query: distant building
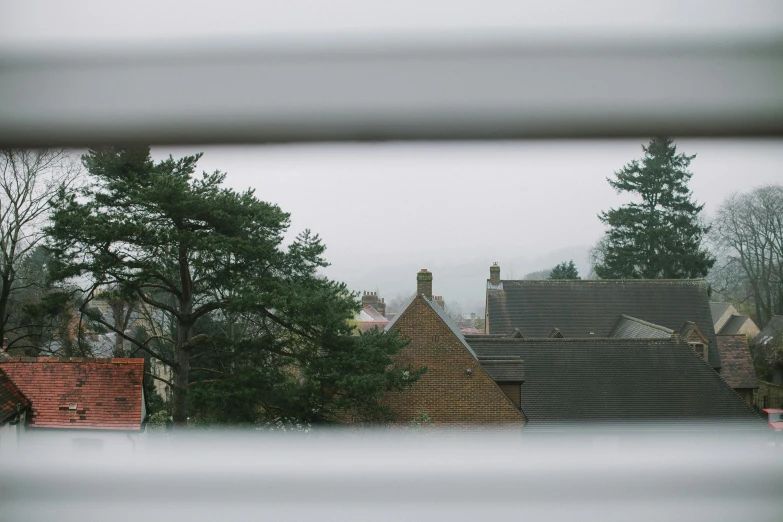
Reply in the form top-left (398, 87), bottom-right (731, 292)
top-left (355, 305), bottom-right (389, 332)
top-left (484, 264), bottom-right (722, 370)
top-left (710, 302), bottom-right (760, 338)
top-left (755, 315), bottom-right (783, 346)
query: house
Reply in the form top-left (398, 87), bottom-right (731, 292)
top-left (710, 302), bottom-right (760, 337)
top-left (0, 368), bottom-right (30, 453)
top-left (714, 334), bottom-right (758, 405)
top-left (383, 269), bottom-right (525, 428)
top-left (0, 357), bottom-right (146, 452)
top-left (464, 335), bottom-right (761, 431)
top-left (484, 264), bottom-right (721, 370)
top-left (353, 291), bottom-right (391, 332)
top-left (354, 306), bottom-right (389, 333)
top-left (755, 315), bottom-right (783, 346)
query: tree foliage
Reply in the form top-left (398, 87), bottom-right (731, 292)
top-left (748, 335), bottom-right (783, 383)
top-left (47, 147), bottom-right (420, 426)
top-left (523, 268), bottom-right (551, 280)
top-left (0, 149), bottom-right (81, 347)
top-left (594, 138), bottom-right (714, 279)
top-left (548, 260), bottom-right (580, 280)
top-left (710, 185), bottom-right (783, 325)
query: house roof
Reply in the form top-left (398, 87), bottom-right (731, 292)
top-left (357, 306), bottom-right (389, 324)
top-left (477, 356), bottom-right (525, 382)
top-left (610, 315), bottom-right (674, 339)
top-left (464, 336), bottom-right (758, 426)
top-left (486, 279), bottom-right (720, 369)
top-left (718, 315), bottom-right (756, 335)
top-left (0, 368), bottom-right (30, 424)
top-left (0, 357), bottom-right (144, 430)
top-left (715, 335), bottom-right (758, 390)
top-left (756, 315), bottom-right (783, 345)
top-left (460, 326), bottom-right (483, 335)
top-left (710, 302), bottom-right (734, 326)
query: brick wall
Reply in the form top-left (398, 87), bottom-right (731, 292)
top-left (384, 296), bottom-right (525, 428)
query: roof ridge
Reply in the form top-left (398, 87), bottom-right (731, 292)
top-left (498, 279), bottom-right (707, 284)
top-left (467, 337), bottom-right (679, 343)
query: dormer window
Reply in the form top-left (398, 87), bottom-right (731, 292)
top-left (690, 342), bottom-right (707, 361)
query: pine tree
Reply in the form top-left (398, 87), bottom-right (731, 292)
top-left (594, 138), bottom-right (714, 279)
top-left (548, 260), bottom-right (580, 280)
top-left (47, 147), bottom-right (421, 426)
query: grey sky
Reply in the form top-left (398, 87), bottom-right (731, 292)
top-left (154, 139), bottom-right (783, 313)
top-left (4, 1), bottom-right (780, 312)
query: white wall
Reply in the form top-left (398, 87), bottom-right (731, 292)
top-left (0, 411), bottom-right (25, 455)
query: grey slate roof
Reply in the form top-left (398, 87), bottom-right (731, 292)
top-left (719, 315), bottom-right (754, 335)
top-left (486, 279), bottom-right (720, 369)
top-left (477, 356), bottom-right (525, 382)
top-left (710, 302), bottom-right (734, 329)
top-left (610, 315), bottom-right (674, 339)
top-left (755, 315), bottom-right (783, 344)
top-left (464, 336), bottom-right (759, 427)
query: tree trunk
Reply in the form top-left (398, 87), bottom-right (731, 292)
top-left (0, 269), bottom-right (13, 345)
top-left (172, 242), bottom-right (194, 427)
top-left (172, 341), bottom-right (190, 427)
top-left (111, 301), bottom-right (125, 357)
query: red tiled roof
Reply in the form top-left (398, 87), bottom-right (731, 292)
top-left (716, 335), bottom-right (759, 390)
top-left (0, 368), bottom-right (31, 424)
top-left (0, 357), bottom-right (144, 431)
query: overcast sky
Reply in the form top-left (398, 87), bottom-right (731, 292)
top-left (3, 1), bottom-right (781, 313)
top-left (153, 139), bottom-right (783, 313)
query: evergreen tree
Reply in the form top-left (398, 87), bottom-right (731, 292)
top-left (47, 147), bottom-right (421, 426)
top-left (548, 260), bottom-right (580, 280)
top-left (594, 138), bottom-right (714, 279)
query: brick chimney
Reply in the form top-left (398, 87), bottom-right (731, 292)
top-left (417, 269), bottom-right (433, 299)
top-left (434, 296), bottom-right (445, 309)
top-left (490, 262), bottom-right (500, 285)
top-left (361, 291), bottom-right (379, 310)
top-left (376, 298), bottom-right (386, 317)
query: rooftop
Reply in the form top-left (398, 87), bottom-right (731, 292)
top-left (0, 368), bottom-right (30, 424)
top-left (465, 336), bottom-right (758, 426)
top-left (0, 357), bottom-right (144, 431)
top-left (486, 278), bottom-right (719, 368)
